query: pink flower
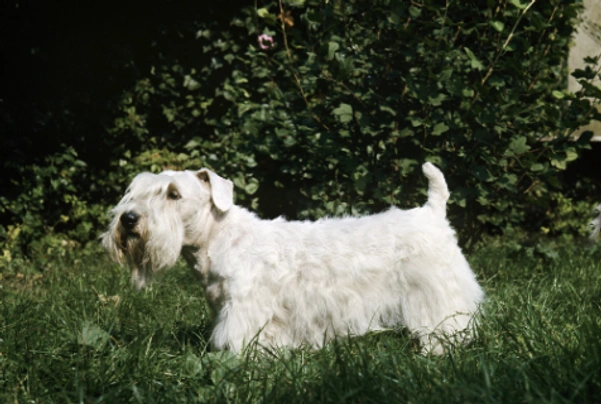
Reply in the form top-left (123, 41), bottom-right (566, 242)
top-left (258, 34), bottom-right (274, 50)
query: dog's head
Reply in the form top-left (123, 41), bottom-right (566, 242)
top-left (101, 168), bottom-right (233, 289)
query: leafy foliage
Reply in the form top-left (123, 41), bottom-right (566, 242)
top-left (0, 147), bottom-right (105, 266)
top-left (2, 0), bottom-right (601, 263)
top-left (107, 0), bottom-right (600, 244)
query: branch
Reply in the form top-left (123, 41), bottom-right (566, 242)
top-left (278, 0), bottom-right (329, 130)
top-left (481, 0), bottom-right (537, 85)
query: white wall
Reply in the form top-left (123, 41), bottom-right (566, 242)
top-left (569, 0), bottom-right (601, 141)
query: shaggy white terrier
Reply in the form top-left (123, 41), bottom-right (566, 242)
top-left (102, 163), bottom-right (484, 354)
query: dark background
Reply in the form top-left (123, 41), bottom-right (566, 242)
top-left (1, 0), bottom-right (247, 174)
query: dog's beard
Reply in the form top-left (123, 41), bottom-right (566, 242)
top-left (102, 210), bottom-right (184, 289)
top-left (123, 235), bottom-right (153, 290)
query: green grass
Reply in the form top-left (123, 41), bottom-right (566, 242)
top-left (1, 243), bottom-right (600, 403)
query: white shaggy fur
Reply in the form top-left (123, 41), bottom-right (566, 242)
top-left (102, 163), bottom-right (484, 354)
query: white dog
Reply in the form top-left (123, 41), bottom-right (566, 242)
top-left (102, 163), bottom-right (484, 354)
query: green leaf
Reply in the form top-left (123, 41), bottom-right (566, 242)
top-left (409, 117), bottom-right (423, 127)
top-left (506, 137), bottom-right (530, 156)
top-left (488, 76), bottom-right (505, 88)
top-left (572, 67), bottom-right (597, 80)
top-left (552, 90), bottom-right (565, 99)
top-left (379, 105), bottom-right (397, 116)
top-left (183, 75), bottom-right (201, 91)
top-left (257, 8), bottom-right (272, 18)
top-left (283, 0), bottom-right (305, 6)
top-left (237, 103), bottom-right (254, 117)
top-left (432, 122), bottom-right (449, 135)
top-left (244, 179), bottom-right (259, 195)
top-left (399, 128), bottom-right (414, 138)
top-left (566, 150), bottom-right (578, 162)
top-left (464, 47), bottom-right (476, 61)
top-left (333, 103), bottom-right (353, 123)
top-left (551, 149), bottom-right (579, 169)
top-left (428, 93), bottom-right (447, 106)
top-left (387, 12), bottom-right (401, 25)
top-left (490, 21), bottom-right (505, 32)
top-left (581, 81), bottom-right (601, 98)
top-left (498, 173), bottom-right (518, 191)
top-left (282, 136), bottom-right (297, 147)
top-left (464, 47), bottom-right (484, 70)
top-left (508, 0), bottom-right (527, 9)
top-left (472, 165), bottom-right (495, 182)
top-left (327, 42), bottom-right (340, 60)
top-left (551, 157), bottom-right (566, 170)
top-left (409, 5), bottom-right (421, 18)
top-left (257, 8), bottom-right (277, 25)
top-left (451, 187), bottom-right (473, 208)
top-left (530, 163), bottom-right (544, 172)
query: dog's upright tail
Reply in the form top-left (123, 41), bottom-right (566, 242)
top-left (422, 162), bottom-right (450, 218)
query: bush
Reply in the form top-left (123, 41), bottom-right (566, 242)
top-left (109, 0), bottom-right (599, 244)
top-left (2, 0), bottom-right (600, 264)
top-left (0, 147), bottom-right (107, 267)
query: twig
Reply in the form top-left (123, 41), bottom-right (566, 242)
top-left (481, 0), bottom-right (537, 85)
top-left (277, 0), bottom-right (329, 130)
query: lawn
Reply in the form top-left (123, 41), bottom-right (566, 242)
top-left (1, 242), bottom-right (600, 403)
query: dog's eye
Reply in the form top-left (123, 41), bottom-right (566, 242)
top-left (168, 190), bottom-right (181, 200)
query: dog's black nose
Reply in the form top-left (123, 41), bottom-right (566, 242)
top-left (120, 211), bottom-right (139, 230)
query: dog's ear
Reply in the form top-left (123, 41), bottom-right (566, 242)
top-left (196, 169), bottom-right (234, 212)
